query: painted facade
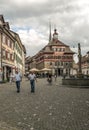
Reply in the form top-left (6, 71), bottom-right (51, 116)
top-left (0, 15), bottom-right (26, 81)
top-left (26, 29), bottom-right (75, 76)
top-left (81, 51), bottom-right (89, 75)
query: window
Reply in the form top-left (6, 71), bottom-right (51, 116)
top-left (8, 53), bottom-right (10, 59)
top-left (2, 35), bottom-right (5, 43)
top-left (63, 48), bottom-right (65, 51)
top-left (59, 48), bottom-right (61, 51)
top-left (2, 50), bottom-right (5, 56)
top-left (12, 42), bottom-right (14, 49)
top-left (65, 62), bottom-right (68, 66)
top-left (57, 48), bottom-right (59, 51)
top-left (61, 62), bottom-right (63, 66)
top-left (50, 62), bottom-right (52, 65)
top-left (53, 48), bottom-right (56, 51)
top-left (58, 62), bottom-right (60, 66)
top-left (66, 69), bottom-right (68, 74)
top-left (8, 39), bottom-right (10, 47)
top-left (55, 62), bottom-right (57, 66)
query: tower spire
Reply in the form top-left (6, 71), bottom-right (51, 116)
top-left (49, 21), bottom-right (52, 42)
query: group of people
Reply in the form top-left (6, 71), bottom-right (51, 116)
top-left (12, 70), bottom-right (37, 93)
top-left (11, 70), bottom-right (57, 93)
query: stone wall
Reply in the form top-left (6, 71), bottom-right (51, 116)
top-left (62, 78), bottom-right (89, 86)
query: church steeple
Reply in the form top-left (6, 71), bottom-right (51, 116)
top-left (49, 21), bottom-right (52, 42)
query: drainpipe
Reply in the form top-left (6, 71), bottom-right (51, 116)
top-left (0, 32), bottom-right (2, 82)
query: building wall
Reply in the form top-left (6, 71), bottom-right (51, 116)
top-left (81, 52), bottom-right (89, 75)
top-left (33, 48), bottom-right (74, 76)
top-left (82, 63), bottom-right (89, 75)
top-left (0, 33), bottom-right (2, 71)
top-left (0, 15), bottom-right (25, 81)
top-left (25, 29), bottom-right (74, 76)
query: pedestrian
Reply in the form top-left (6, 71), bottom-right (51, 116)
top-left (47, 73), bottom-right (52, 84)
top-left (9, 72), bottom-right (14, 83)
top-left (14, 70), bottom-right (22, 93)
top-left (54, 73), bottom-right (57, 81)
top-left (28, 71), bottom-right (37, 93)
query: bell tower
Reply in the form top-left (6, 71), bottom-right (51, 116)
top-left (53, 29), bottom-right (58, 40)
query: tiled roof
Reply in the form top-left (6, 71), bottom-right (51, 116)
top-left (48, 39), bottom-right (68, 47)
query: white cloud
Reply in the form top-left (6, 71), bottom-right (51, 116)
top-left (17, 29), bottom-right (47, 56)
top-left (12, 0), bottom-right (48, 4)
top-left (0, 0), bottom-right (89, 58)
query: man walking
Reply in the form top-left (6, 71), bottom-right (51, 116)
top-left (14, 70), bottom-right (22, 93)
top-left (28, 71), bottom-right (37, 93)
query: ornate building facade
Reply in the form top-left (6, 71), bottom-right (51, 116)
top-left (81, 51), bottom-right (89, 75)
top-left (0, 15), bottom-right (26, 81)
top-left (27, 28), bottom-right (75, 76)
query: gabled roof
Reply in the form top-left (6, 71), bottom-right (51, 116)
top-left (48, 39), bottom-right (69, 47)
top-left (0, 15), bottom-right (5, 23)
top-left (0, 15), bottom-right (10, 29)
top-left (4, 22), bottom-right (10, 29)
top-left (38, 45), bottom-right (53, 55)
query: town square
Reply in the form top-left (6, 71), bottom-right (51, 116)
top-left (0, 77), bottom-right (89, 130)
top-left (0, 0), bottom-right (89, 129)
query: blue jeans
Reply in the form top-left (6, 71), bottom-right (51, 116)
top-left (16, 81), bottom-right (20, 92)
top-left (30, 80), bottom-right (35, 92)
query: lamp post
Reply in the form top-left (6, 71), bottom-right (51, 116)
top-left (0, 31), bottom-right (2, 82)
top-left (57, 61), bottom-right (59, 76)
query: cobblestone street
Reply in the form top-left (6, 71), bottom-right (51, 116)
top-left (0, 77), bottom-right (89, 130)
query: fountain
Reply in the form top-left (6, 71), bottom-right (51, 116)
top-left (62, 43), bottom-right (89, 87)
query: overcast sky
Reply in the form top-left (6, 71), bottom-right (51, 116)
top-left (0, 0), bottom-right (89, 61)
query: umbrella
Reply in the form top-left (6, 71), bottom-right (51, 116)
top-left (41, 68), bottom-right (51, 72)
top-left (29, 68), bottom-right (39, 72)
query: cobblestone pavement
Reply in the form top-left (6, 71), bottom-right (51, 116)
top-left (0, 77), bottom-right (89, 130)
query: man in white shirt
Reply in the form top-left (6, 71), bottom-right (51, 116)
top-left (14, 70), bottom-right (22, 93)
top-left (28, 71), bottom-right (37, 93)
